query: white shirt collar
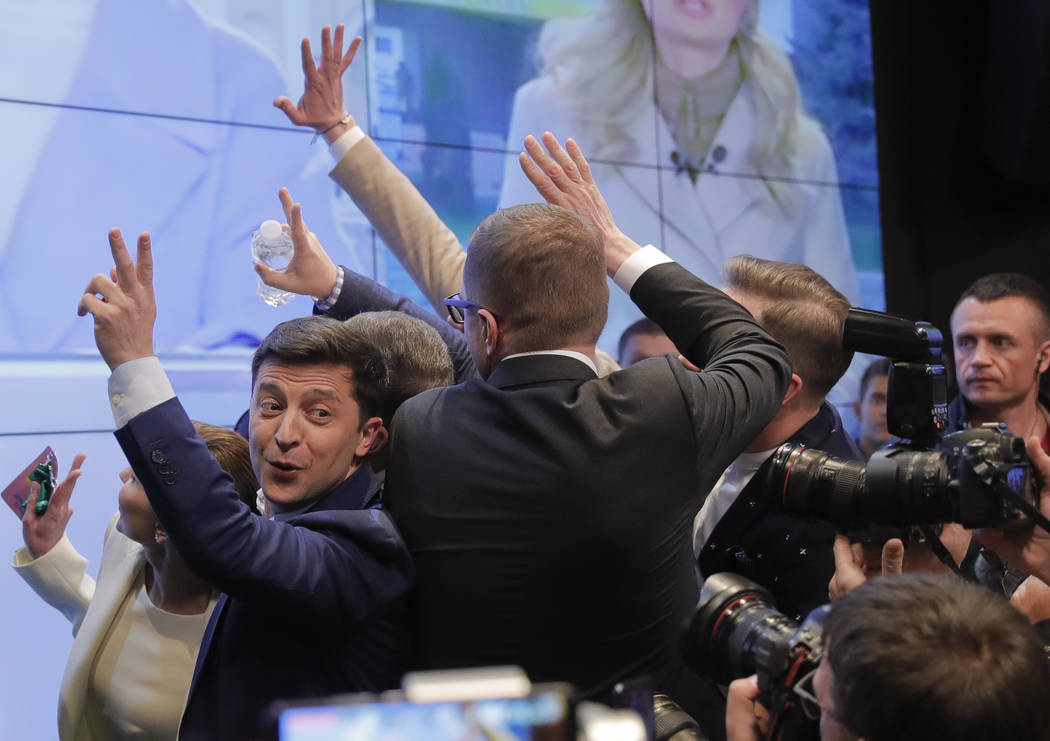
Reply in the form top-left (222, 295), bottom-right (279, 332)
top-left (502, 349), bottom-right (598, 375)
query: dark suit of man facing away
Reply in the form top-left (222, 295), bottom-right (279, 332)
top-left (384, 134), bottom-right (792, 711)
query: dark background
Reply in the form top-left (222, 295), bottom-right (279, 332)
top-left (871, 0), bottom-right (1050, 348)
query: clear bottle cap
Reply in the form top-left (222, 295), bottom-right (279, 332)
top-left (259, 219), bottom-right (283, 241)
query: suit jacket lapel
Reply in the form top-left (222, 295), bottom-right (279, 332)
top-left (607, 88), bottom-right (764, 280)
top-left (688, 86), bottom-right (763, 235)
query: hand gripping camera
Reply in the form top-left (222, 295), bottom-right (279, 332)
top-left (765, 308), bottom-right (1045, 531)
top-left (683, 573), bottom-right (828, 741)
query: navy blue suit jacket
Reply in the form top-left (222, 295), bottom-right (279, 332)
top-left (115, 398), bottom-right (413, 740)
top-left (698, 402), bottom-right (862, 620)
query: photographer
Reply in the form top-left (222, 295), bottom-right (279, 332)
top-left (726, 574), bottom-right (1050, 741)
top-left (829, 435), bottom-right (1050, 624)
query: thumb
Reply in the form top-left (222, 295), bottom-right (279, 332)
top-left (21, 481), bottom-right (41, 524)
top-left (881, 538), bottom-right (905, 576)
top-left (254, 261), bottom-right (291, 290)
top-left (833, 534), bottom-right (862, 575)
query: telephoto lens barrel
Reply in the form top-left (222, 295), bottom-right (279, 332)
top-left (766, 445), bottom-right (867, 526)
top-left (766, 443), bottom-right (955, 528)
top-left (682, 573), bottom-right (798, 685)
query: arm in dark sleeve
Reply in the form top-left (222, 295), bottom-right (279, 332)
top-left (314, 266), bottom-right (477, 383)
top-left (115, 398), bottom-right (412, 623)
top-left (630, 261), bottom-right (793, 482)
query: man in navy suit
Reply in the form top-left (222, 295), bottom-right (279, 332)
top-left (77, 225), bottom-right (414, 740)
top-left (691, 257), bottom-right (862, 621)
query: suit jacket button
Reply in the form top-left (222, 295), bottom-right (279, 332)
top-left (163, 476), bottom-right (177, 486)
top-left (151, 450), bottom-right (167, 464)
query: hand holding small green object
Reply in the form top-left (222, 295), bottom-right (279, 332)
top-left (28, 460), bottom-right (57, 515)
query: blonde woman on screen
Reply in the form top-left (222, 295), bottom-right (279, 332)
top-left (499, 0), bottom-right (860, 348)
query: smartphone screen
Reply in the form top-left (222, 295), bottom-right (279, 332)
top-left (279, 690), bottom-right (572, 741)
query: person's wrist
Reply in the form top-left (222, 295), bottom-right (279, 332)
top-left (604, 231), bottom-right (640, 276)
top-left (318, 262), bottom-right (339, 298)
top-left (106, 349), bottom-right (154, 372)
top-left (318, 113), bottom-right (355, 144)
top-left (321, 117), bottom-right (354, 144)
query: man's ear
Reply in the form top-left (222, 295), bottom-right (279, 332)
top-left (781, 373), bottom-right (805, 408)
top-left (1037, 339), bottom-right (1050, 375)
top-left (368, 424), bottom-right (390, 456)
top-left (354, 417), bottom-right (386, 459)
top-left (479, 309), bottom-right (501, 354)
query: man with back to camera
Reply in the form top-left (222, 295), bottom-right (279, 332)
top-left (724, 572), bottom-right (1050, 741)
top-left (692, 257), bottom-right (863, 621)
top-left (382, 131), bottom-right (792, 721)
top-left (852, 357), bottom-right (891, 459)
top-left (75, 224), bottom-right (421, 740)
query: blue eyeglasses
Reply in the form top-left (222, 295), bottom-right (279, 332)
top-left (443, 293), bottom-right (495, 325)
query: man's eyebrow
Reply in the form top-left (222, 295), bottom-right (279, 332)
top-left (255, 381), bottom-right (284, 396)
top-left (300, 387), bottom-right (343, 401)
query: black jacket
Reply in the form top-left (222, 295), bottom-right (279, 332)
top-left (698, 402), bottom-right (863, 620)
top-left (384, 262), bottom-right (792, 710)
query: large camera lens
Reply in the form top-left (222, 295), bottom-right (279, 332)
top-left (766, 443), bottom-right (954, 527)
top-left (682, 573), bottom-right (798, 684)
top-left (766, 445), bottom-right (866, 526)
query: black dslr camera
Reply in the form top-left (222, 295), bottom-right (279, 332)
top-left (765, 308), bottom-right (1041, 530)
top-left (683, 572), bottom-right (827, 741)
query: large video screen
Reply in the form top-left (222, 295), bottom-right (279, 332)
top-left (0, 0), bottom-right (881, 357)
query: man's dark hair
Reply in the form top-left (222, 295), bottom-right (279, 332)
top-left (464, 203), bottom-right (608, 352)
top-left (617, 318), bottom-right (665, 364)
top-left (955, 273), bottom-right (1050, 341)
top-left (192, 421), bottom-right (260, 513)
top-left (823, 574), bottom-right (1050, 741)
top-left (724, 255), bottom-right (852, 403)
top-left (858, 357), bottom-right (891, 402)
top-left (342, 311), bottom-right (454, 425)
top-left (251, 316), bottom-right (388, 426)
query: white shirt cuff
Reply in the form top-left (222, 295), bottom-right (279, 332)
top-left (108, 356), bottom-right (176, 429)
top-left (612, 244), bottom-right (674, 294)
top-left (328, 125), bottom-right (367, 164)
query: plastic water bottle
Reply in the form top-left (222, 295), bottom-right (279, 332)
top-left (251, 219), bottom-right (294, 307)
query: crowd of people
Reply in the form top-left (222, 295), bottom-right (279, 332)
top-left (11, 22), bottom-right (1050, 741)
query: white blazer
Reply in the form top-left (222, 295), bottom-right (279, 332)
top-left (13, 515), bottom-right (145, 741)
top-left (499, 75), bottom-right (860, 351)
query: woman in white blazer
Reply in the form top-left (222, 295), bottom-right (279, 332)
top-left (12, 422), bottom-right (258, 741)
top-left (499, 0), bottom-right (860, 351)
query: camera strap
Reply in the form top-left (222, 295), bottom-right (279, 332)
top-left (918, 524), bottom-right (965, 578)
top-left (993, 480), bottom-right (1050, 535)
